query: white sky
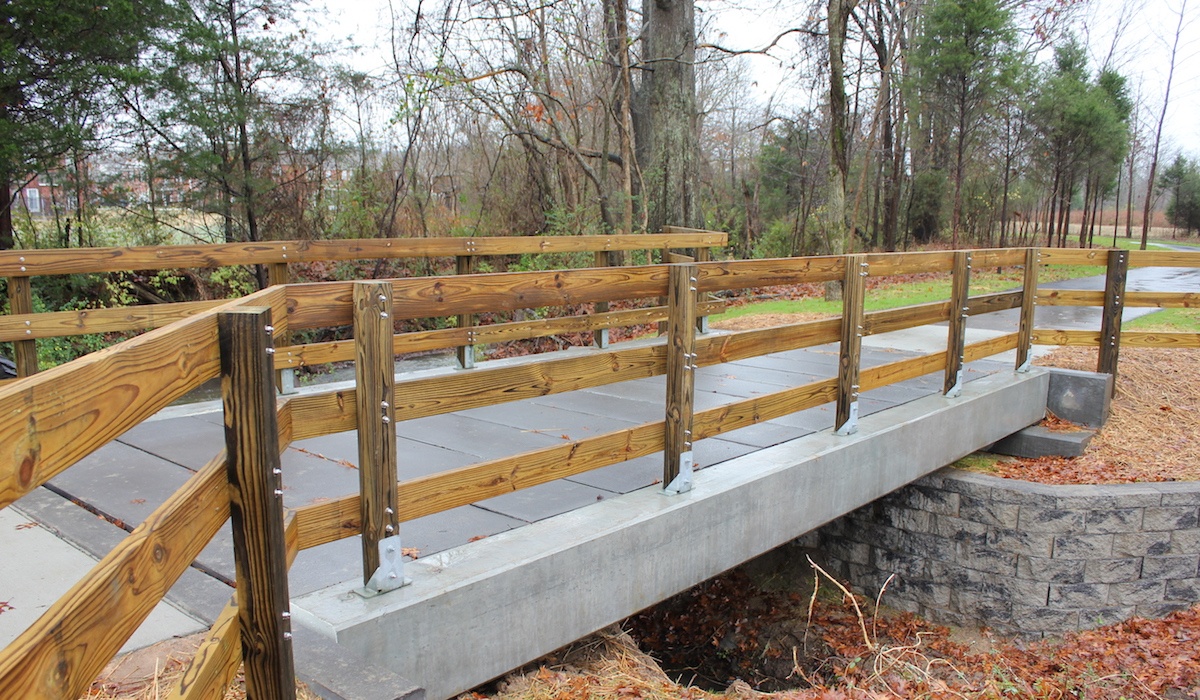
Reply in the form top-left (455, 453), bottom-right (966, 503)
top-left (310, 0), bottom-right (1199, 156)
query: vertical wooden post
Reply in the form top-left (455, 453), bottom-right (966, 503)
top-left (945, 251), bottom-right (972, 397)
top-left (456, 255), bottom-right (476, 369)
top-left (663, 262), bottom-right (698, 494)
top-left (1098, 249), bottom-right (1128, 390)
top-left (1015, 248), bottom-right (1039, 372)
top-left (267, 262), bottom-right (295, 394)
top-left (593, 250), bottom-right (610, 349)
top-left (835, 255), bottom-right (867, 435)
top-left (353, 282), bottom-right (400, 589)
top-left (9, 275), bottom-right (37, 377)
top-left (218, 307), bottom-right (296, 700)
top-left (694, 247), bottom-right (711, 335)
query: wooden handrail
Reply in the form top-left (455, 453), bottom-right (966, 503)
top-left (4, 246), bottom-right (1199, 700)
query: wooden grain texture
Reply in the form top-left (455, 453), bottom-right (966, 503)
top-left (694, 318), bottom-right (843, 366)
top-left (965, 291), bottom-right (1023, 315)
top-left (694, 256), bottom-right (844, 293)
top-left (970, 248), bottom-right (1028, 268)
top-left (167, 597), bottom-right (240, 700)
top-left (836, 255), bottom-right (867, 432)
top-left (1127, 250), bottom-right (1200, 268)
top-left (0, 287), bottom-right (284, 511)
top-left (0, 299), bottom-right (228, 342)
top-left (664, 264), bottom-right (698, 488)
top-left (862, 302), bottom-right (949, 336)
top-left (285, 344), bottom-right (670, 441)
top-left (353, 283), bottom-right (398, 585)
top-left (0, 233), bottom-right (727, 277)
top-left (1044, 289), bottom-right (1200, 308)
top-left (944, 252), bottom-right (971, 395)
top-left (1032, 330), bottom-right (1100, 346)
top-left (285, 266), bottom-right (671, 330)
top-left (218, 308), bottom-right (296, 700)
top-left (1016, 249), bottom-right (1039, 370)
top-left (863, 251), bottom-right (954, 276)
top-left (455, 255), bottom-right (477, 369)
top-left (1098, 250), bottom-right (1128, 380)
top-left (0, 455), bottom-right (229, 699)
top-left (1121, 332), bottom-right (1200, 348)
top-left (8, 276), bottom-right (38, 376)
top-left (1037, 248), bottom-right (1109, 266)
top-left (1035, 289), bottom-right (1105, 306)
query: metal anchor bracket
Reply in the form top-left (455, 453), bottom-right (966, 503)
top-left (357, 535), bottom-right (412, 598)
top-left (663, 451), bottom-right (694, 496)
top-left (835, 400), bottom-right (859, 436)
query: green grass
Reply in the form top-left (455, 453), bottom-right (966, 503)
top-left (709, 264), bottom-right (1105, 324)
top-left (1125, 308), bottom-right (1200, 334)
top-left (951, 452), bottom-right (1006, 474)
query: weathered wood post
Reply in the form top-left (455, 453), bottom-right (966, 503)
top-left (593, 250), bottom-right (611, 349)
top-left (663, 261), bottom-right (698, 494)
top-left (267, 261), bottom-right (296, 394)
top-left (1098, 249), bottom-right (1129, 392)
top-left (1015, 248), bottom-right (1039, 372)
top-left (353, 282), bottom-right (405, 593)
top-left (8, 274), bottom-right (37, 377)
top-left (456, 253), bottom-right (477, 369)
top-left (835, 255), bottom-right (867, 435)
top-left (694, 246), bottom-right (711, 334)
top-left (218, 306), bottom-right (296, 700)
top-left (944, 251), bottom-right (971, 397)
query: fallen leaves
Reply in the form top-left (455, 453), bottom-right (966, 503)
top-left (0, 601), bottom-right (13, 615)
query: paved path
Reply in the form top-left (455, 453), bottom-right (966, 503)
top-left (5, 263), bottom-right (1191, 653)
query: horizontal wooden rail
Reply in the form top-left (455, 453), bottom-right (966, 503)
top-left (274, 300), bottom-right (727, 369)
top-left (1035, 329), bottom-right (1200, 349)
top-left (0, 455), bottom-right (230, 699)
top-left (0, 287), bottom-right (284, 510)
top-left (0, 299), bottom-right (227, 342)
top-left (0, 233), bottom-right (727, 277)
top-left (1037, 290), bottom-right (1200, 308)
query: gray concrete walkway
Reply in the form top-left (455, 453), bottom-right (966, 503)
top-left (4, 263), bottom-right (1184, 655)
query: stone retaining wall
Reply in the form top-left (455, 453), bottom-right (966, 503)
top-left (804, 468), bottom-right (1200, 638)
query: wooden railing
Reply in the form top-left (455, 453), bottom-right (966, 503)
top-left (0, 228), bottom-right (727, 379)
top-left (1, 247), bottom-right (1197, 699)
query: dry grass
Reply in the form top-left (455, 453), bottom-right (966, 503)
top-left (1004, 345), bottom-right (1200, 483)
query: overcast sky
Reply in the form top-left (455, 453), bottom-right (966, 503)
top-left (311, 0), bottom-right (1199, 156)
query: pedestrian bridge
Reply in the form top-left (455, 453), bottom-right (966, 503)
top-left (2, 244), bottom-right (1196, 700)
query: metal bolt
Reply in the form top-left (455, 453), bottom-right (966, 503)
top-left (381, 400), bottom-right (390, 409)
top-left (389, 572), bottom-right (398, 579)
top-left (25, 330), bottom-right (31, 335)
top-left (273, 468), bottom-right (282, 476)
top-left (19, 266), bottom-right (25, 272)
top-left (281, 611), bottom-right (291, 619)
top-left (386, 546), bottom-right (396, 554)
top-left (385, 507), bottom-right (394, 515)
top-left (690, 276), bottom-right (697, 283)
top-left (18, 256), bottom-right (25, 262)
top-left (24, 320), bottom-right (29, 326)
top-left (382, 415), bottom-right (391, 424)
top-left (274, 489), bottom-right (283, 496)
top-left (381, 312), bottom-right (389, 318)
top-left (266, 347), bottom-right (276, 355)
top-left (283, 632), bottom-right (292, 641)
top-left (385, 524), bottom-right (395, 533)
top-left (378, 294), bottom-right (387, 303)
top-left (264, 325), bottom-right (274, 333)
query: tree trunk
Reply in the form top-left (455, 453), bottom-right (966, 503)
top-left (826, 0), bottom-right (857, 256)
top-left (633, 0), bottom-right (700, 233)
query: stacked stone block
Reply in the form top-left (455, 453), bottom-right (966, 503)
top-left (809, 467), bottom-right (1200, 637)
